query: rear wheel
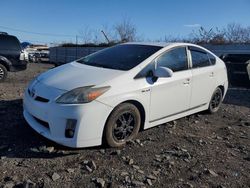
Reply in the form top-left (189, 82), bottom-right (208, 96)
top-left (104, 103), bottom-right (141, 147)
top-left (208, 87), bottom-right (223, 113)
top-left (0, 64), bottom-right (7, 82)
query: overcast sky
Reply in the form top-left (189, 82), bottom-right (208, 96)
top-left (1, 0), bottom-right (250, 44)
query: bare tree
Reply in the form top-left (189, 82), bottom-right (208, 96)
top-left (164, 35), bottom-right (191, 43)
top-left (92, 29), bottom-right (104, 44)
top-left (114, 18), bottom-right (137, 42)
top-left (190, 26), bottom-right (227, 44)
top-left (209, 27), bottom-right (226, 44)
top-left (190, 27), bottom-right (215, 43)
top-left (224, 23), bottom-right (250, 43)
top-left (75, 22), bottom-right (250, 45)
top-left (80, 26), bottom-right (93, 44)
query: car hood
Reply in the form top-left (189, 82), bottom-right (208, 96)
top-left (37, 61), bottom-right (124, 91)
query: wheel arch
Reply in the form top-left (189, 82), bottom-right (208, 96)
top-left (218, 85), bottom-right (225, 96)
top-left (101, 99), bottom-right (146, 145)
top-left (120, 100), bottom-right (146, 131)
top-left (0, 56), bottom-right (11, 71)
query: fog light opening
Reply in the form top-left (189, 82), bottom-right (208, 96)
top-left (65, 119), bottom-right (77, 138)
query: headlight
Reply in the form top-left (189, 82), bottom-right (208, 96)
top-left (56, 86), bottom-right (110, 104)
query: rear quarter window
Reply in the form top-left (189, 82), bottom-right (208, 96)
top-left (208, 53), bottom-right (216, 65)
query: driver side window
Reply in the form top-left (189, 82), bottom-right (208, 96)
top-left (156, 47), bottom-right (188, 72)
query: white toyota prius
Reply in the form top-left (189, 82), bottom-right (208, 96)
top-left (23, 42), bottom-right (228, 148)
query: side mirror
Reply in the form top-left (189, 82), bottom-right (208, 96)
top-left (154, 66), bottom-right (173, 78)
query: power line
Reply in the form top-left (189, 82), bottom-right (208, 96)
top-left (19, 38), bottom-right (52, 44)
top-left (0, 25), bottom-right (76, 37)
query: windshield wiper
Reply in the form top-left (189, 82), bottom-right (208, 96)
top-left (90, 62), bottom-right (112, 69)
top-left (79, 61), bottom-right (111, 69)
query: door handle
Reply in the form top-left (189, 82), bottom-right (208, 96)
top-left (209, 72), bottom-right (214, 77)
top-left (183, 78), bottom-right (190, 85)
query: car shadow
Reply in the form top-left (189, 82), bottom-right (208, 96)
top-left (0, 99), bottom-right (84, 159)
top-left (1, 88), bottom-right (249, 159)
top-left (223, 87), bottom-right (250, 108)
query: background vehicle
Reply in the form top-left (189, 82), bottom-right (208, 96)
top-left (29, 51), bottom-right (49, 63)
top-left (0, 32), bottom-right (27, 82)
top-left (23, 43), bottom-right (228, 148)
top-left (220, 53), bottom-right (250, 87)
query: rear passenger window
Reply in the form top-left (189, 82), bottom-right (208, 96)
top-left (156, 47), bottom-right (188, 72)
top-left (190, 47), bottom-right (211, 68)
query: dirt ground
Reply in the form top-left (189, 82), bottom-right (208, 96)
top-left (0, 63), bottom-right (249, 188)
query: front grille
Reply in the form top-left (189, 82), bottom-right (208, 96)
top-left (33, 116), bottom-right (50, 129)
top-left (28, 89), bottom-right (49, 103)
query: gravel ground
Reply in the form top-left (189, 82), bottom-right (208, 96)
top-left (0, 63), bottom-right (250, 188)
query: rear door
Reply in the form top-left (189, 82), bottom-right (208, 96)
top-left (188, 46), bottom-right (216, 108)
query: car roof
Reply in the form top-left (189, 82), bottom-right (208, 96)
top-left (121, 42), bottom-right (218, 58)
top-left (123, 42), bottom-right (198, 47)
top-left (0, 34), bottom-right (20, 42)
top-left (123, 42), bottom-right (170, 47)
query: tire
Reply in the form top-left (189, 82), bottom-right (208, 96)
top-left (0, 64), bottom-right (7, 82)
top-left (104, 103), bottom-right (141, 147)
top-left (247, 60), bottom-right (250, 81)
top-left (208, 87), bottom-right (223, 114)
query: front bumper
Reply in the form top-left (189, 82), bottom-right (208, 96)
top-left (23, 84), bottom-right (113, 148)
top-left (10, 60), bottom-right (27, 72)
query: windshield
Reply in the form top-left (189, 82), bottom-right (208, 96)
top-left (76, 44), bottom-right (162, 71)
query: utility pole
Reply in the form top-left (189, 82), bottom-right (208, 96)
top-left (101, 30), bottom-right (110, 43)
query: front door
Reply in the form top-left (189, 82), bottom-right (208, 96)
top-left (149, 47), bottom-right (192, 122)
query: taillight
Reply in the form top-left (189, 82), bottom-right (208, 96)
top-left (19, 51), bottom-right (25, 61)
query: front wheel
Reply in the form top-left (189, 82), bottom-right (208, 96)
top-left (208, 87), bottom-right (223, 113)
top-left (0, 64), bottom-right (7, 82)
top-left (104, 103), bottom-right (141, 147)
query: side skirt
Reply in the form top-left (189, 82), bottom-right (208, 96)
top-left (144, 103), bottom-right (208, 129)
